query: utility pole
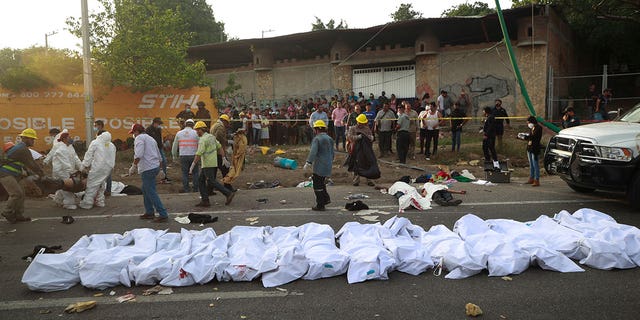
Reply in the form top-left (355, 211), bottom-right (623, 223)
top-left (261, 29), bottom-right (274, 38)
top-left (81, 0), bottom-right (95, 147)
top-left (44, 31), bottom-right (58, 55)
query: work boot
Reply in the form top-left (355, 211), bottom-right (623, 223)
top-left (525, 177), bottom-right (534, 184)
top-left (15, 216), bottom-right (31, 222)
top-left (225, 191), bottom-right (236, 205)
top-left (2, 213), bottom-right (17, 224)
top-left (195, 200), bottom-right (211, 207)
top-left (311, 205), bottom-right (326, 211)
top-left (139, 214), bottom-right (154, 219)
top-left (152, 216), bottom-right (168, 223)
top-left (532, 179), bottom-right (540, 187)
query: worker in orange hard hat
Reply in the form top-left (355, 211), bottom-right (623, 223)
top-left (0, 129), bottom-right (45, 224)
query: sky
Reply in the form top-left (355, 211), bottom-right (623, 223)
top-left (0, 0), bottom-right (513, 51)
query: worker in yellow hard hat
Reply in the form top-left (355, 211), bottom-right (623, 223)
top-left (303, 119), bottom-right (334, 211)
top-left (0, 128), bottom-right (45, 224)
top-left (191, 120), bottom-right (235, 208)
top-left (210, 113), bottom-right (234, 191)
top-left (346, 113), bottom-right (377, 186)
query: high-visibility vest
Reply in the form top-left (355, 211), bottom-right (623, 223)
top-left (0, 143), bottom-right (26, 176)
top-left (176, 128), bottom-right (199, 156)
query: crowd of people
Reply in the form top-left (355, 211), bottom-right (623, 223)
top-left (1, 90), bottom-right (551, 220)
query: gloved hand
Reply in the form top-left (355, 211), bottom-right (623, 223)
top-left (128, 164), bottom-right (137, 176)
top-left (222, 157), bottom-right (231, 168)
top-left (189, 161), bottom-right (196, 175)
top-left (355, 134), bottom-right (363, 140)
top-left (303, 162), bottom-right (311, 171)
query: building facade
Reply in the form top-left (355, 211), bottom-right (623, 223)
top-left (189, 5), bottom-right (574, 119)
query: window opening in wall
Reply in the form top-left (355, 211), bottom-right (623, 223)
top-left (420, 44), bottom-right (425, 52)
top-left (527, 26), bottom-right (533, 37)
top-left (256, 57), bottom-right (260, 65)
top-left (335, 53), bottom-right (340, 60)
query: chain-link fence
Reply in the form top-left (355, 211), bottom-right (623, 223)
top-left (549, 65), bottom-right (640, 124)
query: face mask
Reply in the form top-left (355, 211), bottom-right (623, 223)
top-left (528, 123), bottom-right (534, 129)
top-left (93, 126), bottom-right (98, 131)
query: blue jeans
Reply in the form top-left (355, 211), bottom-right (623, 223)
top-left (105, 174), bottom-right (112, 194)
top-left (528, 151), bottom-right (540, 180)
top-left (252, 128), bottom-right (261, 145)
top-left (180, 155), bottom-right (199, 192)
top-left (451, 129), bottom-right (462, 151)
top-left (334, 126), bottom-right (346, 149)
top-left (159, 149), bottom-right (168, 178)
top-left (141, 167), bottom-right (167, 217)
top-left (199, 167), bottom-right (232, 202)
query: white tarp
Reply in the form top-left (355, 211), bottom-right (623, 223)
top-left (261, 226), bottom-right (309, 287)
top-left (381, 216), bottom-right (433, 275)
top-left (419, 224), bottom-right (486, 279)
top-left (298, 222), bottom-right (349, 280)
top-left (388, 181), bottom-right (432, 211)
top-left (21, 209), bottom-right (640, 292)
top-left (336, 222), bottom-right (396, 284)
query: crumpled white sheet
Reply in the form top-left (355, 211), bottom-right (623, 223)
top-left (21, 209), bottom-right (640, 292)
top-left (336, 222), bottom-right (396, 284)
top-left (554, 208), bottom-right (638, 269)
top-left (225, 226), bottom-right (279, 282)
top-left (419, 224), bottom-right (486, 279)
top-left (261, 226), bottom-right (309, 287)
top-left (486, 218), bottom-right (584, 273)
top-left (388, 181), bottom-right (432, 211)
top-left (381, 216), bottom-right (434, 275)
top-left (299, 222), bottom-right (349, 280)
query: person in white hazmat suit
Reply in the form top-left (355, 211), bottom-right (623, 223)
top-left (43, 131), bottom-right (82, 209)
top-left (79, 131), bottom-right (116, 209)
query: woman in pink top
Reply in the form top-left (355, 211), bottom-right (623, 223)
top-left (331, 102), bottom-right (348, 151)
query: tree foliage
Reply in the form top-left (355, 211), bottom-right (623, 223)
top-left (441, 1), bottom-right (495, 17)
top-left (66, 0), bottom-right (211, 92)
top-left (512, 0), bottom-right (640, 66)
top-left (154, 0), bottom-right (228, 45)
top-left (0, 47), bottom-right (83, 92)
top-left (311, 17), bottom-right (349, 31)
top-left (391, 3), bottom-right (423, 21)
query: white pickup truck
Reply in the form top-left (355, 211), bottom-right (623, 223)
top-left (543, 103), bottom-right (640, 209)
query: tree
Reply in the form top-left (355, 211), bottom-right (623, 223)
top-left (154, 0), bottom-right (228, 45)
top-left (441, 1), bottom-right (495, 17)
top-left (0, 47), bottom-right (83, 91)
top-left (391, 3), bottom-right (423, 21)
top-left (66, 0), bottom-right (209, 92)
top-left (311, 17), bottom-right (349, 31)
top-left (511, 0), bottom-right (640, 65)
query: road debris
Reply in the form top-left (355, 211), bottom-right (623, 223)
top-left (116, 293), bottom-right (136, 303)
top-left (465, 303), bottom-right (483, 317)
top-left (64, 300), bottom-right (96, 313)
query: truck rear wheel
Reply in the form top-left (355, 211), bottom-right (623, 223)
top-left (627, 172), bottom-right (640, 210)
top-left (566, 182), bottom-right (595, 193)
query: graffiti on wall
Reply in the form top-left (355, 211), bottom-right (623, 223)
top-left (442, 75), bottom-right (515, 119)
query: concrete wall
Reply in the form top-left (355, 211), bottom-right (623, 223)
top-left (436, 45), bottom-right (518, 119)
top-left (273, 63), bottom-right (333, 101)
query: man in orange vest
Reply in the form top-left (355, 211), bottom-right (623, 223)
top-left (172, 119), bottom-right (200, 193)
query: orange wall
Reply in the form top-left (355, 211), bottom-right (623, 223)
top-left (0, 85), bottom-right (216, 150)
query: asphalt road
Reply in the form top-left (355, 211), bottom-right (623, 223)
top-left (1, 175), bottom-right (639, 319)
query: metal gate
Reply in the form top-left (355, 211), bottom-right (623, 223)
top-left (352, 65), bottom-right (415, 99)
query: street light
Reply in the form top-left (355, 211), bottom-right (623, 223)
top-left (261, 29), bottom-right (274, 38)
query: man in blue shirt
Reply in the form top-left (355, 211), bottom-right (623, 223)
top-left (362, 102), bottom-right (376, 131)
top-left (304, 120), bottom-right (334, 211)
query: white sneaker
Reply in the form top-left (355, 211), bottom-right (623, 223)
top-left (63, 204), bottom-right (77, 210)
top-left (95, 202), bottom-right (105, 208)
